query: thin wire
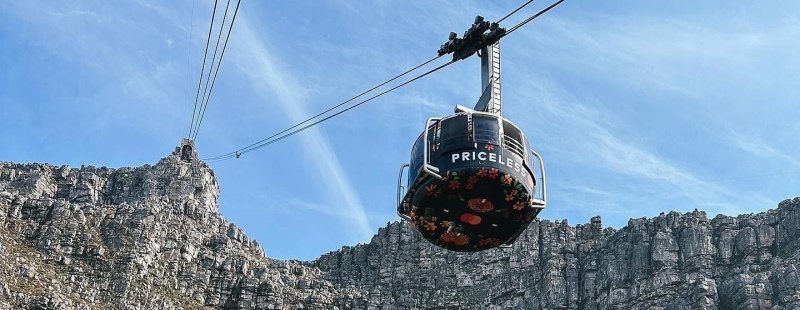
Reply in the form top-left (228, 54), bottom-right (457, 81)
top-left (189, 0), bottom-right (219, 137)
top-left (204, 54), bottom-right (443, 161)
top-left (192, 0), bottom-right (232, 139)
top-left (192, 0), bottom-right (242, 141)
top-left (184, 0), bottom-right (196, 137)
top-left (505, 0), bottom-right (565, 36)
top-left (204, 60), bottom-right (456, 161)
top-left (203, 0), bottom-right (567, 161)
top-left (497, 0), bottom-right (535, 23)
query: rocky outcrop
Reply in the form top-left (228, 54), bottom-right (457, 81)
top-left (1, 150), bottom-right (799, 309)
top-left (0, 153), bottom-right (347, 309)
top-left (317, 199), bottom-right (800, 310)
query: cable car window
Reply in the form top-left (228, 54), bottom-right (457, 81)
top-left (439, 115), bottom-right (469, 150)
top-left (409, 133), bottom-right (425, 184)
top-left (473, 114), bottom-right (500, 144)
top-left (502, 121), bottom-right (524, 157)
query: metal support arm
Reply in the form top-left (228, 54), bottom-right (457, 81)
top-left (423, 117), bottom-right (444, 180)
top-left (396, 163), bottom-right (412, 222)
top-left (474, 42), bottom-right (502, 115)
top-left (529, 148), bottom-right (547, 206)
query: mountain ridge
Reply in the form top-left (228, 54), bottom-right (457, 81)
top-left (1, 153), bottom-right (798, 309)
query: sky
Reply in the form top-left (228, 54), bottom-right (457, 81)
top-left (1, 0), bottom-right (799, 260)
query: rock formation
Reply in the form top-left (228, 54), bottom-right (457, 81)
top-left (1, 150), bottom-right (798, 309)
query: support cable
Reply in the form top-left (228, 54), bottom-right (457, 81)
top-left (203, 0), bottom-right (566, 161)
top-left (505, 0), bottom-right (565, 36)
top-left (192, 0), bottom-right (242, 140)
top-left (184, 0), bottom-right (196, 136)
top-left (205, 60), bottom-right (456, 161)
top-left (204, 54), bottom-right (443, 161)
top-left (497, 0), bottom-right (535, 23)
top-left (189, 0), bottom-right (219, 137)
top-left (192, 0), bottom-right (233, 139)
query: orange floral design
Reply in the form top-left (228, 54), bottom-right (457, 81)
top-left (424, 183), bottom-right (441, 197)
top-left (487, 168), bottom-right (499, 179)
top-left (440, 231), bottom-right (470, 246)
top-left (513, 201), bottom-right (525, 210)
top-left (467, 198), bottom-right (494, 213)
top-left (424, 221), bottom-right (437, 232)
top-left (505, 190), bottom-right (519, 203)
top-left (501, 174), bottom-right (513, 185)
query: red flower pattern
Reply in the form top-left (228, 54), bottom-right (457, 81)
top-left (448, 180), bottom-right (461, 190)
top-left (425, 184), bottom-right (438, 193)
top-left (484, 144), bottom-right (494, 151)
top-left (407, 165), bottom-right (540, 250)
top-left (465, 176), bottom-right (478, 190)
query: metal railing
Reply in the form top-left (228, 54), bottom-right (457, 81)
top-left (503, 135), bottom-right (525, 157)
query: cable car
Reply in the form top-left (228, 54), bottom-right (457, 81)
top-left (397, 17), bottom-right (546, 252)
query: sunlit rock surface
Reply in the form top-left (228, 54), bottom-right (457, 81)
top-left (1, 153), bottom-right (798, 309)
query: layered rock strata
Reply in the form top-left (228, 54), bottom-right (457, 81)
top-left (1, 152), bottom-right (798, 309)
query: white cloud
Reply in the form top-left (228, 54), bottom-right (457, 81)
top-left (230, 18), bottom-right (372, 239)
top-left (731, 132), bottom-right (800, 170)
top-left (514, 14), bottom-right (800, 99)
top-left (515, 75), bottom-right (748, 215)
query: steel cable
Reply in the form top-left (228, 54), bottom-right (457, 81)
top-left (189, 0), bottom-right (219, 137)
top-left (203, 0), bottom-right (566, 161)
top-left (191, 0), bottom-right (241, 140)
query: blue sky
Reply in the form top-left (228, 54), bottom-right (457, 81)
top-left (1, 0), bottom-right (798, 260)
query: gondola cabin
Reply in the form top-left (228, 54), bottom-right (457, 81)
top-left (397, 17), bottom-right (546, 252)
top-left (397, 106), bottom-right (546, 251)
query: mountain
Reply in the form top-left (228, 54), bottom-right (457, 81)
top-left (1, 149), bottom-right (798, 309)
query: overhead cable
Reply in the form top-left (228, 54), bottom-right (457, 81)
top-left (205, 60), bottom-right (456, 162)
top-left (204, 54), bottom-right (444, 161)
top-left (204, 0), bottom-right (566, 161)
top-left (497, 0), bottom-right (535, 23)
top-left (189, 0), bottom-right (219, 137)
top-left (191, 0), bottom-right (243, 140)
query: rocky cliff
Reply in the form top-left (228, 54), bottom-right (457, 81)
top-left (1, 151), bottom-right (799, 309)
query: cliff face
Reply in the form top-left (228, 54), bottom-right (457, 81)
top-left (0, 154), bottom-right (345, 309)
top-left (0, 153), bottom-right (799, 309)
top-left (317, 200), bottom-right (800, 309)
